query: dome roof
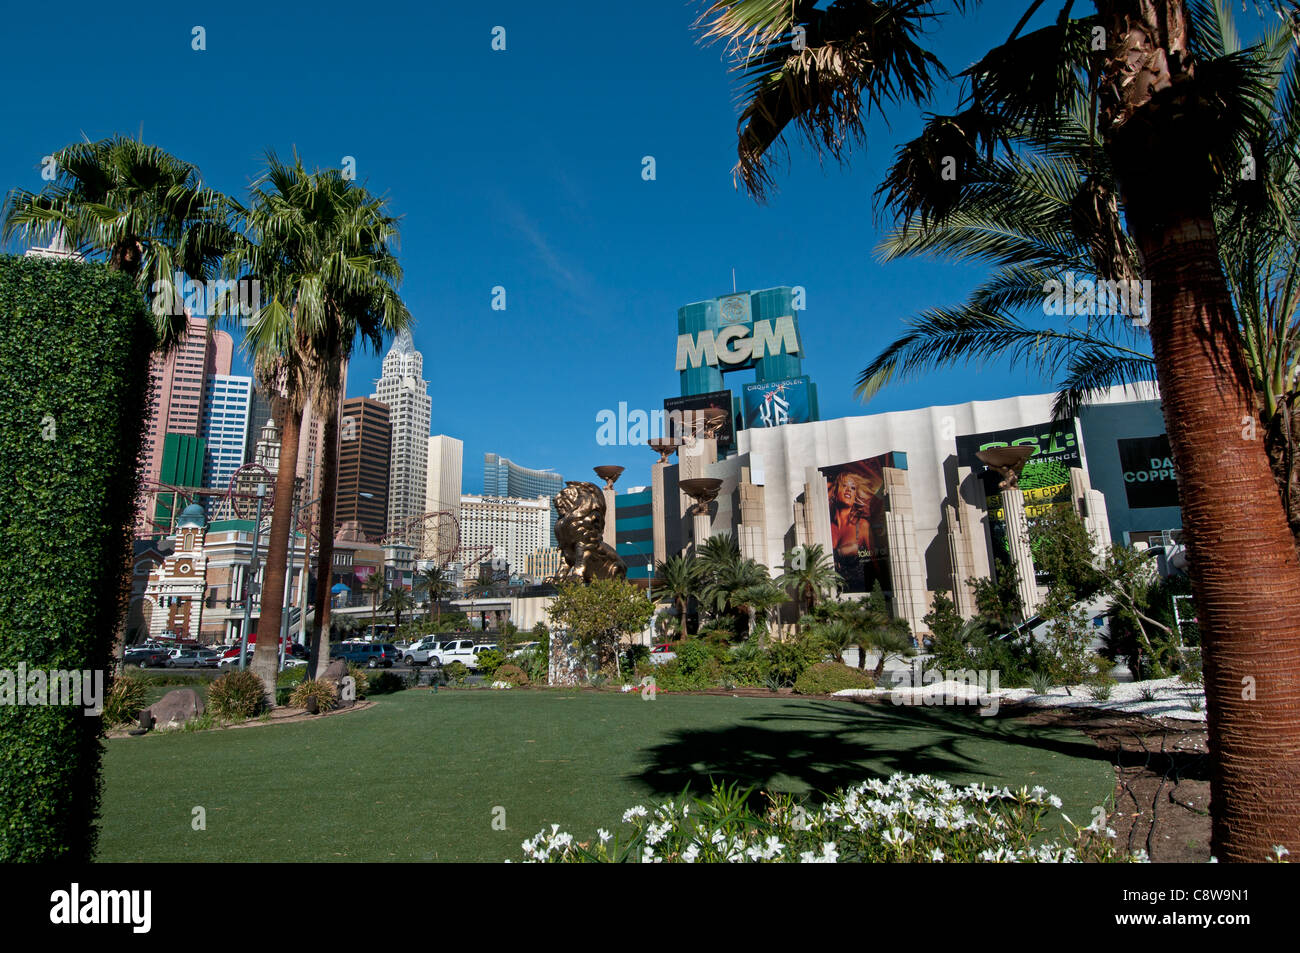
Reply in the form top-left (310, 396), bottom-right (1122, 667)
top-left (176, 504), bottom-right (206, 529)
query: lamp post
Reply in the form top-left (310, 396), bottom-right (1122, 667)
top-left (238, 482), bottom-right (267, 670)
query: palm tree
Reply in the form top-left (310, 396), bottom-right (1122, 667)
top-left (383, 586), bottom-right (415, 630)
top-left (700, 557), bottom-right (772, 637)
top-left (857, 6), bottom-right (1300, 551)
top-left (653, 555), bottom-right (700, 636)
top-left (694, 0), bottom-right (1300, 861)
top-left (223, 151), bottom-right (410, 686)
top-left (362, 573), bottom-right (388, 641)
top-left (776, 544), bottom-right (843, 621)
top-left (421, 565), bottom-right (451, 624)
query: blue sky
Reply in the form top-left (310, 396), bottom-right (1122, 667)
top-left (3, 0), bottom-right (1174, 492)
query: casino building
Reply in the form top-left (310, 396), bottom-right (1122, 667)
top-left (626, 286), bottom-right (1182, 638)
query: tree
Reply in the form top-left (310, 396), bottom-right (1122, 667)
top-left (695, 0), bottom-right (1300, 857)
top-left (3, 135), bottom-right (237, 347)
top-left (546, 579), bottom-right (655, 678)
top-left (222, 151), bottom-right (410, 688)
top-left (362, 573), bottom-right (388, 636)
top-left (776, 544), bottom-right (843, 621)
top-left (856, 1), bottom-right (1300, 553)
top-left (421, 565), bottom-right (451, 624)
top-left (653, 554), bottom-right (700, 636)
top-left (384, 586), bottom-right (414, 630)
top-left (699, 556), bottom-right (773, 637)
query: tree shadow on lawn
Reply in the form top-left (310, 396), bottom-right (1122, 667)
top-left (630, 700), bottom-right (1112, 803)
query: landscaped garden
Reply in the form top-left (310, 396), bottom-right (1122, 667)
top-left (96, 690), bottom-right (1116, 863)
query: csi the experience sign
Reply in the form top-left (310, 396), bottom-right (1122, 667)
top-left (675, 315), bottom-right (801, 371)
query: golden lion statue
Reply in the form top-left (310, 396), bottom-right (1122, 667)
top-left (553, 481), bottom-right (627, 583)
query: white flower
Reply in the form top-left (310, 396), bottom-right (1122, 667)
top-left (682, 842), bottom-right (700, 863)
top-left (597, 828), bottom-right (611, 843)
top-left (645, 821), bottom-right (671, 846)
top-left (622, 805), bottom-right (648, 823)
top-left (1048, 795), bottom-right (1063, 809)
top-left (1272, 845), bottom-right (1291, 860)
top-left (930, 848), bottom-right (944, 862)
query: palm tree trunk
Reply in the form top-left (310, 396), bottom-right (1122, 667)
top-left (1099, 0), bottom-right (1300, 861)
top-left (309, 407), bottom-right (340, 681)
top-left (251, 402), bottom-right (302, 704)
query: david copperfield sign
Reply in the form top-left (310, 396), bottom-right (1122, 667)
top-left (1118, 434), bottom-right (1179, 508)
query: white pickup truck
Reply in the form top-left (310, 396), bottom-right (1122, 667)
top-left (428, 639), bottom-right (499, 670)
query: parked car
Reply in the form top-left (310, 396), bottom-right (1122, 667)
top-left (124, 648), bottom-right (170, 668)
top-left (428, 639), bottom-right (479, 669)
top-left (331, 641), bottom-right (399, 668)
top-left (166, 649), bottom-right (219, 668)
top-left (404, 636), bottom-right (443, 666)
top-left (509, 641), bottom-right (540, 659)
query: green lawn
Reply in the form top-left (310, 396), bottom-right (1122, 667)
top-left (97, 690), bottom-right (1115, 862)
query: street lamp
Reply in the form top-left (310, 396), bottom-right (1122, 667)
top-left (238, 482), bottom-right (267, 670)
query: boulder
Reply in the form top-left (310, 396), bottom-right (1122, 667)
top-left (321, 659), bottom-right (348, 685)
top-left (143, 688), bottom-right (205, 730)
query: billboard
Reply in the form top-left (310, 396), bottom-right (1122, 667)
top-left (819, 452), bottom-right (902, 594)
top-left (663, 390), bottom-right (736, 455)
top-left (742, 376), bottom-right (813, 430)
top-left (955, 420), bottom-right (1081, 583)
top-left (1118, 434), bottom-right (1179, 508)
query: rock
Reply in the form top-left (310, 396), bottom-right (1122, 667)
top-left (143, 688), bottom-right (205, 730)
top-left (321, 659), bottom-right (348, 685)
top-left (304, 695), bottom-right (319, 714)
top-left (138, 709), bottom-right (155, 731)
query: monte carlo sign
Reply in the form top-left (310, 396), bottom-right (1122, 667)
top-left (675, 314), bottom-right (801, 372)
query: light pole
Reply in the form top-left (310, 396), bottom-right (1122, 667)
top-left (238, 482), bottom-right (267, 670)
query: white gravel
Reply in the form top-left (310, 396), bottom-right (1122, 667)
top-left (835, 675), bottom-right (1207, 722)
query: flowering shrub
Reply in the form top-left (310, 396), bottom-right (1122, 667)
top-left (519, 773), bottom-right (1148, 863)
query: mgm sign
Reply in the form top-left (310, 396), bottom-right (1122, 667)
top-left (675, 291), bottom-right (802, 372)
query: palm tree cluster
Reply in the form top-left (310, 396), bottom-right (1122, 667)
top-left (4, 137), bottom-right (411, 697)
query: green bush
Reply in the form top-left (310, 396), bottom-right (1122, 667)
top-left (208, 670), bottom-right (267, 720)
top-left (722, 642), bottom-right (770, 686)
top-left (794, 662), bottom-right (875, 695)
top-left (289, 679), bottom-right (338, 712)
top-left (623, 644), bottom-right (650, 672)
top-left (347, 663), bottom-right (370, 698)
top-left (277, 666), bottom-right (307, 688)
top-left (103, 676), bottom-right (150, 727)
top-left (476, 649), bottom-right (505, 678)
top-left (444, 661), bottom-right (469, 685)
top-left (0, 256), bottom-right (154, 861)
top-left (495, 663), bottom-right (529, 687)
top-left (367, 671), bottom-right (405, 695)
top-left (675, 641), bottom-right (712, 676)
top-left (767, 636), bottom-right (822, 687)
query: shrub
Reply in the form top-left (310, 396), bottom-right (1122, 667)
top-left (208, 670), bottom-right (267, 720)
top-left (794, 662), bottom-right (875, 695)
top-left (367, 671), bottom-right (405, 695)
top-left (445, 661), bottom-right (469, 685)
top-left (347, 663), bottom-right (370, 698)
top-left (767, 636), bottom-right (822, 687)
top-left (289, 679), bottom-right (338, 712)
top-left (0, 256), bottom-right (154, 861)
top-left (103, 675), bottom-right (150, 727)
top-left (277, 667), bottom-right (307, 688)
top-left (722, 644), bottom-right (770, 686)
top-left (495, 663), bottom-right (529, 687)
top-left (476, 649), bottom-right (505, 679)
top-left (623, 644), bottom-right (650, 672)
top-left (675, 640), bottom-right (711, 675)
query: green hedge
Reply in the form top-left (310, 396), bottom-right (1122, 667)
top-left (0, 255), bottom-right (153, 861)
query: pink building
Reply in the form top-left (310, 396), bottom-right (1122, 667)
top-left (140, 316), bottom-right (234, 486)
